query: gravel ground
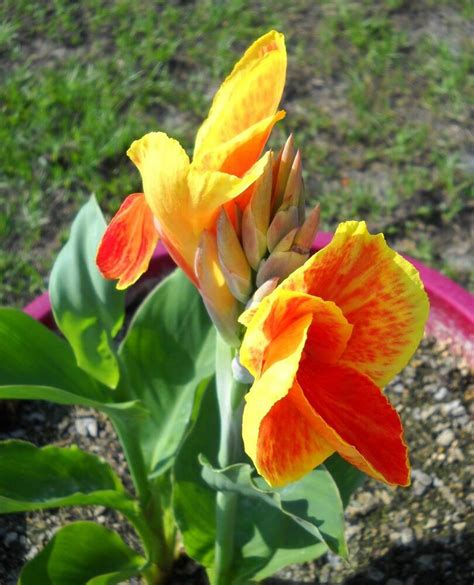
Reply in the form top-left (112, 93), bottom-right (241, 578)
top-left (0, 337), bottom-right (472, 585)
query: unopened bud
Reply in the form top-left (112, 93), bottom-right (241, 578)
top-left (251, 277), bottom-right (280, 304)
top-left (272, 227), bottom-right (297, 254)
top-left (239, 277), bottom-right (280, 328)
top-left (280, 150), bottom-right (303, 211)
top-left (242, 155), bottom-right (273, 269)
top-left (256, 249), bottom-right (308, 288)
top-left (232, 354), bottom-right (254, 384)
top-left (267, 206), bottom-right (299, 252)
top-left (272, 134), bottom-right (295, 210)
top-left (293, 203), bottom-right (320, 254)
top-left (217, 208), bottom-right (252, 303)
top-left (195, 230), bottom-right (241, 346)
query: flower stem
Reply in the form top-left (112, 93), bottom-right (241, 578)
top-left (213, 335), bottom-right (249, 585)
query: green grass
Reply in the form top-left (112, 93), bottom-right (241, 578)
top-left (1, 0), bottom-right (473, 306)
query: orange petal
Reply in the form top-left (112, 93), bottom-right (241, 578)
top-left (253, 380), bottom-right (334, 487)
top-left (240, 289), bottom-right (352, 377)
top-left (297, 360), bottom-right (410, 486)
top-left (283, 222), bottom-right (429, 386)
top-left (96, 193), bottom-right (159, 290)
top-left (194, 30), bottom-right (286, 172)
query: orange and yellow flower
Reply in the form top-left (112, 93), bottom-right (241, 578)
top-left (239, 221), bottom-right (429, 488)
top-left (97, 31), bottom-right (286, 307)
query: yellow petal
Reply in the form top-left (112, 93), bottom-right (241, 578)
top-left (242, 311), bottom-right (313, 467)
top-left (127, 132), bottom-right (195, 272)
top-left (194, 30), bottom-right (286, 170)
top-left (187, 151), bottom-right (273, 238)
top-left (195, 112), bottom-right (285, 176)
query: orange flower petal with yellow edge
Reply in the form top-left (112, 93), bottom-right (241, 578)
top-left (96, 193), bottom-right (159, 290)
top-left (194, 30), bottom-right (286, 167)
top-left (297, 360), bottom-right (410, 486)
top-left (241, 290), bottom-right (353, 474)
top-left (282, 221), bottom-right (429, 386)
top-left (239, 289), bottom-right (352, 377)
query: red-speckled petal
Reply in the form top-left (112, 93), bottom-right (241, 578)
top-left (283, 222), bottom-right (429, 386)
top-left (297, 359), bottom-right (410, 486)
top-left (96, 193), bottom-right (159, 289)
top-left (251, 380), bottom-right (334, 487)
top-left (240, 289), bottom-right (352, 377)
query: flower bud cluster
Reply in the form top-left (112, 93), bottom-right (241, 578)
top-left (220, 135), bottom-right (319, 302)
top-left (194, 136), bottom-right (320, 345)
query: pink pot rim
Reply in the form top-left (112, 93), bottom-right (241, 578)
top-left (23, 232), bottom-right (474, 367)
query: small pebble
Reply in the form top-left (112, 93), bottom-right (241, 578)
top-left (75, 417), bottom-right (98, 438)
top-left (400, 527), bottom-right (414, 545)
top-left (436, 428), bottom-right (455, 447)
top-left (411, 469), bottom-right (432, 496)
top-left (434, 386), bottom-right (448, 400)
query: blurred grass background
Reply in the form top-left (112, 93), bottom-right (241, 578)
top-left (1, 0), bottom-right (472, 307)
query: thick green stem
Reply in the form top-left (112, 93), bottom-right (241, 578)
top-left (146, 475), bottom-right (177, 568)
top-left (213, 336), bottom-right (249, 585)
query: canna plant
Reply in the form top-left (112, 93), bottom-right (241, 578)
top-left (0, 31), bottom-right (429, 585)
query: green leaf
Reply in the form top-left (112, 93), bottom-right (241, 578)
top-left (0, 441), bottom-right (137, 518)
top-left (201, 459), bottom-right (347, 582)
top-left (119, 268), bottom-right (215, 475)
top-left (173, 378), bottom-right (340, 583)
top-left (0, 385), bottom-right (148, 421)
top-left (49, 196), bottom-right (125, 388)
top-left (18, 522), bottom-right (146, 585)
top-left (0, 308), bottom-right (107, 402)
top-left (325, 453), bottom-right (366, 507)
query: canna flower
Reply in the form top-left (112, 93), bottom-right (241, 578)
top-left (239, 221), bottom-right (429, 488)
top-left (97, 32), bottom-right (286, 327)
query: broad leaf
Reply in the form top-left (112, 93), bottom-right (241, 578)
top-left (119, 268), bottom-right (215, 475)
top-left (325, 453), bottom-right (366, 507)
top-left (49, 196), bottom-right (125, 388)
top-left (202, 460), bottom-right (347, 582)
top-left (0, 308), bottom-right (107, 402)
top-left (18, 522), bottom-right (146, 585)
top-left (0, 441), bottom-right (137, 520)
top-left (0, 385), bottom-right (148, 421)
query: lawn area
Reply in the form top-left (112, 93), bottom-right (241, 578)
top-left (1, 0), bottom-right (472, 307)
